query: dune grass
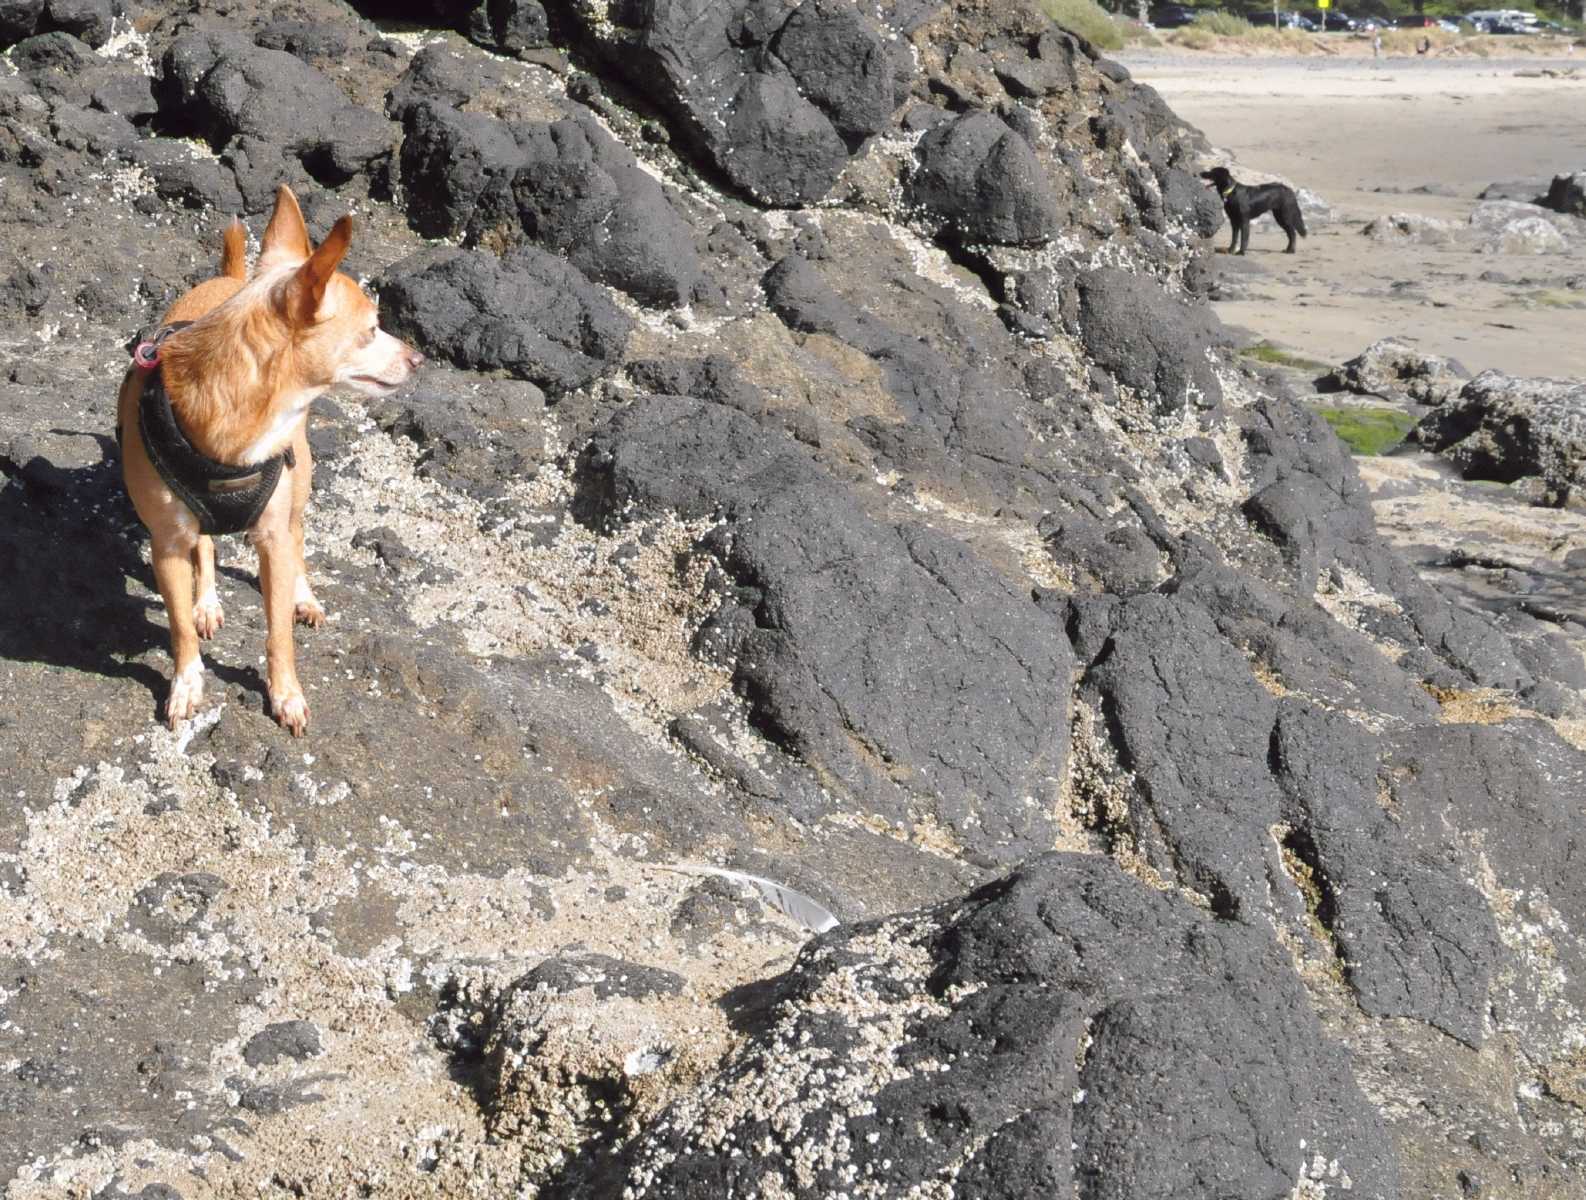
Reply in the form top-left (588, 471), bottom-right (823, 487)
top-left (1167, 14), bottom-right (1318, 51)
top-left (1037, 0), bottom-right (1126, 49)
top-left (1315, 407), bottom-right (1421, 456)
top-left (1191, 11), bottom-right (1252, 36)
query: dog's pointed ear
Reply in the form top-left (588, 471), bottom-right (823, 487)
top-left (257, 186), bottom-right (313, 273)
top-left (280, 214), bottom-right (353, 325)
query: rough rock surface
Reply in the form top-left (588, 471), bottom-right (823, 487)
top-left (1413, 370), bottom-right (1586, 505)
top-left (0, 0), bottom-right (1584, 1197)
top-left (615, 853), bottom-right (1400, 1198)
top-left (374, 245), bottom-right (632, 395)
top-left (395, 97), bottom-right (712, 306)
top-left (1361, 211), bottom-right (1458, 246)
top-left (1327, 336), bottom-right (1472, 408)
top-left (1539, 169), bottom-right (1586, 218)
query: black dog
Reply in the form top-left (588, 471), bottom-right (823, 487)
top-left (1200, 166), bottom-right (1307, 254)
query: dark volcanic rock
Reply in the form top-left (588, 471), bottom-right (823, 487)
top-left (156, 30), bottom-right (397, 185)
top-left (906, 109), bottom-right (1062, 246)
top-left (770, 0), bottom-right (897, 139)
top-left (374, 246), bottom-right (631, 396)
top-left (502, 954), bottom-right (685, 1002)
top-left (0, 0), bottom-right (45, 46)
top-left (394, 100), bottom-right (527, 237)
top-left (760, 253), bottom-right (1031, 488)
top-left (1270, 698), bottom-right (1498, 1045)
top-left (1071, 588), bottom-right (1496, 1043)
top-left (1075, 267), bottom-right (1224, 411)
top-left (1412, 370), bottom-right (1586, 503)
top-left (10, 29), bottom-right (96, 102)
top-left (1537, 170), bottom-right (1586, 218)
top-left (0, 0), bottom-right (117, 49)
top-left (241, 1021), bottom-right (323, 1067)
top-left (577, 395), bottom-right (1071, 862)
top-left (355, 0), bottom-right (550, 54)
top-left (253, 15), bottom-right (352, 62)
top-left (625, 354), bottom-right (766, 415)
top-left (464, 0), bottom-right (550, 53)
top-left (616, 853), bottom-right (1399, 1199)
top-left (555, 0), bottom-right (905, 204)
top-left (397, 98), bottom-right (711, 307)
top-left (0, 0), bottom-right (1579, 1189)
top-left (44, 0), bottom-right (114, 46)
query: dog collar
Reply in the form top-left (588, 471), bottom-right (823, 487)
top-left (133, 354), bottom-right (295, 537)
top-left (1219, 185), bottom-right (1234, 198)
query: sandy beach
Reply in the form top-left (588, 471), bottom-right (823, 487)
top-left (1118, 51), bottom-right (1586, 379)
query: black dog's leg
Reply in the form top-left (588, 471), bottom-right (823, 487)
top-left (1236, 220), bottom-right (1250, 255)
top-left (1228, 221), bottom-right (1240, 253)
top-left (1280, 219), bottom-right (1297, 253)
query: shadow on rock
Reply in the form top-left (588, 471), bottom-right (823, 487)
top-left (0, 435), bottom-right (168, 700)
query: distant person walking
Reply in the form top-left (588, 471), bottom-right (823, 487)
top-left (1373, 33), bottom-right (1382, 57)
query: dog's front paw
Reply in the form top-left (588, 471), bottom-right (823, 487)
top-left (293, 577), bottom-right (326, 627)
top-left (166, 660), bottom-right (205, 729)
top-left (194, 590), bottom-right (225, 639)
top-left (271, 686), bottom-right (311, 737)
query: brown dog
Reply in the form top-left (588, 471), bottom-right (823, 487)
top-left (118, 186), bottom-right (424, 735)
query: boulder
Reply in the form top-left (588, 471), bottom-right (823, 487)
top-left (1477, 215), bottom-right (1570, 255)
top-left (1538, 169), bottom-right (1586, 218)
top-left (1074, 267), bottom-right (1224, 412)
top-left (1412, 370), bottom-right (1586, 502)
top-left (615, 854), bottom-right (1400, 1199)
top-left (0, 0), bottom-right (45, 45)
top-left (125, 137), bottom-right (242, 211)
top-left (760, 253), bottom-right (1031, 481)
top-left (42, 0), bottom-right (114, 47)
top-left (156, 30), bottom-right (398, 185)
top-left (554, 0), bottom-right (908, 204)
top-left (905, 109), bottom-right (1063, 246)
top-left (461, 0), bottom-right (551, 54)
top-left (770, 0), bottom-right (897, 139)
top-left (374, 246), bottom-right (631, 396)
top-left (576, 395), bottom-right (1072, 862)
top-left (397, 99), bottom-right (711, 307)
top-left (1361, 212), bottom-right (1457, 245)
top-left (252, 16), bottom-right (351, 62)
top-left (1327, 337), bottom-right (1471, 407)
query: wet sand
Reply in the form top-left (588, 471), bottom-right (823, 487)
top-left (1117, 52), bottom-right (1586, 379)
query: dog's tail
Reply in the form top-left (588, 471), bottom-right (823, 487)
top-left (220, 220), bottom-right (247, 280)
top-left (1296, 208), bottom-right (1308, 239)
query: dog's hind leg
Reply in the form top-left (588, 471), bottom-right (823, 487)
top-left (193, 534), bottom-right (224, 640)
top-left (150, 525), bottom-right (205, 728)
top-left (288, 422), bottom-right (325, 628)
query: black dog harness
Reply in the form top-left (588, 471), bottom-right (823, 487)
top-left (124, 323), bottom-right (295, 537)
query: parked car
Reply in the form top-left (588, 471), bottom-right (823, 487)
top-left (1249, 9), bottom-right (1316, 27)
top-left (1395, 14), bottom-right (1438, 27)
top-left (1312, 9), bottom-right (1358, 29)
top-left (1149, 3), bottom-right (1202, 26)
